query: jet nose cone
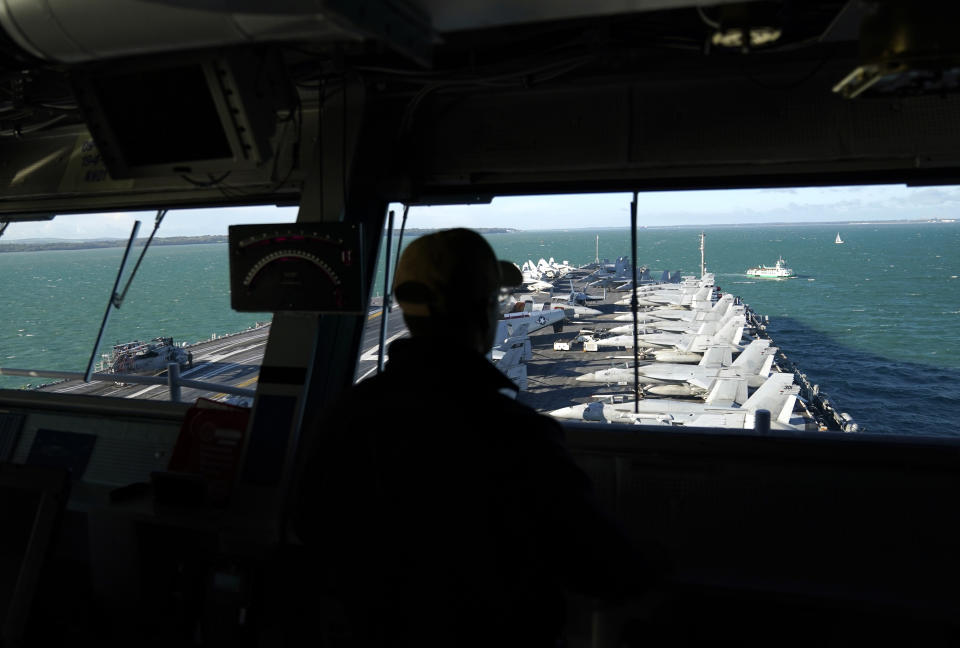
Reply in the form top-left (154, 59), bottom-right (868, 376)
top-left (548, 406), bottom-right (579, 419)
top-left (575, 373), bottom-right (593, 381)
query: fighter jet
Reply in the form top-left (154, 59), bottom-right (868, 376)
top-left (552, 279), bottom-right (605, 304)
top-left (536, 257), bottom-right (575, 279)
top-left (501, 299), bottom-right (566, 333)
top-left (549, 372), bottom-right (801, 430)
top-left (617, 284), bottom-right (714, 308)
top-left (633, 314), bottom-right (746, 349)
top-left (614, 273), bottom-right (714, 304)
top-left (585, 255), bottom-right (633, 287)
top-left (518, 260), bottom-right (555, 293)
top-left (591, 315), bottom-right (745, 351)
top-left (547, 280), bottom-right (604, 318)
top-left (490, 304), bottom-right (568, 390)
top-left (611, 293), bottom-right (736, 323)
top-left (575, 340), bottom-right (774, 399)
top-left (646, 293), bottom-right (736, 322)
top-left (491, 344), bottom-right (528, 391)
top-left (611, 268), bottom-right (681, 291)
top-left (644, 308), bottom-right (745, 333)
top-left (606, 304), bottom-right (744, 336)
top-left (573, 344), bottom-right (729, 386)
top-left (642, 341), bottom-right (776, 397)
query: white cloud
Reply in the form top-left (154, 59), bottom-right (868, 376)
top-left (3, 183), bottom-right (955, 240)
top-left (3, 205), bottom-right (298, 240)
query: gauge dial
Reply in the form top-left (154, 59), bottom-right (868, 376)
top-left (228, 223), bottom-right (364, 312)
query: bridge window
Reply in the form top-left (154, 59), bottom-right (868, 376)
top-left (360, 188), bottom-right (960, 438)
top-left (0, 206), bottom-right (295, 405)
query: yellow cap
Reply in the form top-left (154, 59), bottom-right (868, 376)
top-left (393, 228), bottom-right (522, 318)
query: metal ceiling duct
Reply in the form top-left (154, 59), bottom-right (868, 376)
top-left (0, 0), bottom-right (434, 65)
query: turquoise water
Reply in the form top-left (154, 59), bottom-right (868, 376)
top-left (3, 223), bottom-right (959, 436)
top-left (380, 222), bottom-right (960, 437)
top-left (0, 243), bottom-right (266, 387)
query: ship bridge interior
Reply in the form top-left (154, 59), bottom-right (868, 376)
top-left (0, 1), bottom-right (959, 646)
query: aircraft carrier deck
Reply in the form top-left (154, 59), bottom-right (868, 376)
top-left (35, 324), bottom-right (273, 402)
top-left (33, 275), bottom-right (850, 432)
top-left (494, 287), bottom-right (832, 431)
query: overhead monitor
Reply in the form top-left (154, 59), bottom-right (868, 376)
top-left (71, 47), bottom-right (290, 180)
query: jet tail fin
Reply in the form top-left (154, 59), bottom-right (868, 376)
top-left (742, 373), bottom-right (799, 423)
top-left (711, 293), bottom-right (734, 316)
top-left (494, 345), bottom-right (524, 370)
top-left (704, 376), bottom-right (748, 407)
top-left (698, 345), bottom-right (732, 368)
top-left (758, 352), bottom-right (776, 377)
top-left (731, 339), bottom-right (773, 372)
top-left (715, 316), bottom-right (745, 346)
top-left (690, 286), bottom-right (713, 310)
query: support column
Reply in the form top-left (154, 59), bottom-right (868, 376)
top-left (229, 77), bottom-right (396, 544)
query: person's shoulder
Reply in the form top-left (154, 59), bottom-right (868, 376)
top-left (313, 373), bottom-right (390, 422)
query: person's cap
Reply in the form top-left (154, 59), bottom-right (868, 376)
top-left (393, 228), bottom-right (523, 317)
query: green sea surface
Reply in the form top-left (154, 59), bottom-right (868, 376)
top-left (2, 223), bottom-right (959, 436)
top-left (0, 243), bottom-right (266, 386)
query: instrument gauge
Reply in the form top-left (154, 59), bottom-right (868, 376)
top-left (228, 223), bottom-right (364, 312)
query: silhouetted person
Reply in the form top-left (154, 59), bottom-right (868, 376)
top-left (294, 228), bottom-right (660, 647)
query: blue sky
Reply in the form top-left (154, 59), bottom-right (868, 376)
top-left (3, 184), bottom-right (958, 240)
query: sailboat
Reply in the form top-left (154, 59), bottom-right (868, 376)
top-left (835, 232), bottom-right (844, 244)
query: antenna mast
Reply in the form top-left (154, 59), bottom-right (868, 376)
top-left (595, 234), bottom-right (599, 265)
top-left (699, 231), bottom-right (706, 278)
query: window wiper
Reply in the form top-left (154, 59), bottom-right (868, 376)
top-left (378, 204), bottom-right (409, 374)
top-left (630, 192), bottom-right (641, 414)
top-left (113, 209), bottom-right (166, 308)
top-left (83, 209), bottom-right (167, 381)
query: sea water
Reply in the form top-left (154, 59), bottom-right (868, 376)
top-left (0, 244), bottom-right (266, 388)
top-left (2, 222), bottom-right (958, 437)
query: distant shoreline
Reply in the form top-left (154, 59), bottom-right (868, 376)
top-left (0, 235), bottom-right (228, 253)
top-left (0, 229), bottom-right (521, 253)
top-left (388, 227), bottom-right (517, 237)
top-left (1, 220), bottom-right (954, 252)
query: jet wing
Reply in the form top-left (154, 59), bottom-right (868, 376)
top-left (686, 413), bottom-right (749, 429)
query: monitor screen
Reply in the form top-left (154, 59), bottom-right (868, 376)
top-left (72, 48), bottom-right (281, 180)
top-left (92, 64), bottom-right (232, 169)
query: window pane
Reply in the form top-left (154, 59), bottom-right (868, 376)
top-left (0, 206), bottom-right (295, 404)
top-left (358, 191), bottom-right (960, 437)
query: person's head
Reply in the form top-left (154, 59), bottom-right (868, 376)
top-left (393, 228), bottom-right (522, 353)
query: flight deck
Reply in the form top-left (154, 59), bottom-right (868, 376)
top-left (35, 269), bottom-right (842, 433)
top-left (34, 309), bottom-right (411, 403)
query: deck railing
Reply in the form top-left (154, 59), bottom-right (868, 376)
top-left (0, 363), bottom-right (255, 403)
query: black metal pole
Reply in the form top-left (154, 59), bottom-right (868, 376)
top-left (85, 220), bottom-right (141, 381)
top-left (375, 204), bottom-right (412, 378)
top-left (631, 192), bottom-right (640, 414)
top-left (377, 209), bottom-right (396, 374)
top-left (115, 209), bottom-right (166, 307)
top-left (395, 205), bottom-right (410, 266)
top-left (375, 205), bottom-right (410, 375)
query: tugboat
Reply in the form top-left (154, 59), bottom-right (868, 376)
top-left (103, 337), bottom-right (190, 374)
top-left (746, 256), bottom-right (795, 279)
